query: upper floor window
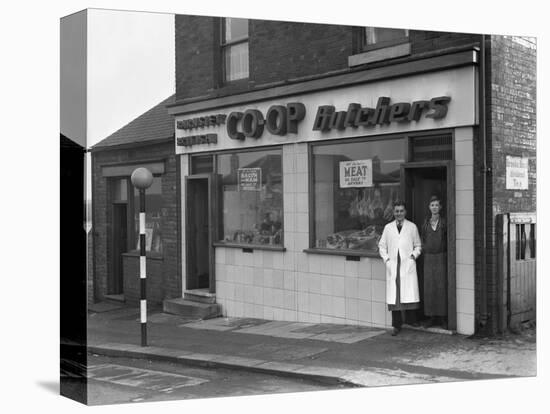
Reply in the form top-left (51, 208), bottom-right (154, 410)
top-left (222, 18), bottom-right (249, 82)
top-left (362, 27), bottom-right (409, 50)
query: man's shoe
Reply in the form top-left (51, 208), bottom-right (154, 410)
top-left (391, 327), bottom-right (401, 336)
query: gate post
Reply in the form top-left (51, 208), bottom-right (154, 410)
top-left (495, 214), bottom-right (509, 333)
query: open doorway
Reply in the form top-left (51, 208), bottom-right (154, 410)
top-left (186, 174), bottom-right (216, 292)
top-left (402, 162), bottom-right (456, 330)
top-left (110, 204), bottom-right (127, 295)
top-left (109, 177), bottom-right (130, 298)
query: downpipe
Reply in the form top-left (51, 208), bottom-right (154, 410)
top-left (478, 34), bottom-right (491, 332)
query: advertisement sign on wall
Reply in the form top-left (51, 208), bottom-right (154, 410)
top-left (238, 168), bottom-right (262, 191)
top-left (506, 156), bottom-right (529, 190)
top-left (339, 159), bottom-right (373, 188)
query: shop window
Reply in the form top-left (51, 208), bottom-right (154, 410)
top-left (362, 27), bottom-right (409, 50)
top-left (133, 176), bottom-right (163, 253)
top-left (222, 17), bottom-right (249, 82)
top-left (217, 149), bottom-right (283, 246)
top-left (312, 138), bottom-right (406, 254)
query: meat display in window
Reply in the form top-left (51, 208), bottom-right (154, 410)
top-left (326, 225), bottom-right (381, 251)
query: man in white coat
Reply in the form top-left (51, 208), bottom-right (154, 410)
top-left (378, 200), bottom-right (422, 336)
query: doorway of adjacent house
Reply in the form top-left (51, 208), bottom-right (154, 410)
top-left (402, 163), bottom-right (456, 330)
top-left (186, 175), bottom-right (215, 292)
top-left (110, 203), bottom-right (127, 295)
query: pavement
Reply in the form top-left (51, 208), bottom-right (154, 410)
top-left (87, 304), bottom-right (537, 388)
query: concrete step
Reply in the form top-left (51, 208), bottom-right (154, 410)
top-left (163, 298), bottom-right (221, 320)
top-left (103, 294), bottom-right (125, 304)
top-left (184, 289), bottom-right (216, 304)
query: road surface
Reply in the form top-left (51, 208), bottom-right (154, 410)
top-left (85, 353), bottom-right (349, 405)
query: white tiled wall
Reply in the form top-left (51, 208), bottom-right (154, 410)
top-left (454, 126), bottom-right (475, 335)
top-left (186, 129), bottom-right (477, 334)
top-left (214, 142), bottom-right (392, 328)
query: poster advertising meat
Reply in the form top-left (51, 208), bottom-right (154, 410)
top-left (339, 159), bottom-right (373, 188)
top-left (238, 168), bottom-right (262, 191)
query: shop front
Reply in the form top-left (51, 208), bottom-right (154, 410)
top-left (171, 57), bottom-right (478, 334)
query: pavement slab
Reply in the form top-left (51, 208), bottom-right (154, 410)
top-left (236, 320), bottom-right (295, 335)
top-left (184, 317), bottom-right (387, 344)
top-left (181, 317), bottom-right (270, 331)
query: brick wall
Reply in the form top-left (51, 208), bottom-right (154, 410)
top-left (175, 16), bottom-right (480, 102)
top-left (90, 141), bottom-right (180, 306)
top-left (475, 35), bottom-right (536, 334)
top-left (489, 36), bottom-right (536, 214)
top-left (249, 20), bottom-right (353, 86)
top-left (410, 30), bottom-right (479, 54)
top-left (175, 15), bottom-right (218, 101)
top-left (123, 255), bottom-right (165, 304)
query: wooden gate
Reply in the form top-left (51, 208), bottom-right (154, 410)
top-left (496, 212), bottom-right (536, 331)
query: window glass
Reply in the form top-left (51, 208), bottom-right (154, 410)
top-left (225, 17), bottom-right (248, 41)
top-left (222, 18), bottom-right (249, 82)
top-left (218, 149), bottom-right (283, 246)
top-left (134, 176), bottom-right (163, 253)
top-left (365, 27), bottom-right (408, 46)
top-left (312, 139), bottom-right (406, 253)
top-left (224, 42), bottom-right (249, 82)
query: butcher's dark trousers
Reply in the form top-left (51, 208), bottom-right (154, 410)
top-left (391, 310), bottom-right (417, 329)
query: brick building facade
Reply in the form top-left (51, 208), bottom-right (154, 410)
top-left (87, 16), bottom-right (535, 336)
top-left (90, 96), bottom-right (181, 306)
top-left (174, 15), bottom-right (480, 103)
top-left (166, 16), bottom-right (536, 336)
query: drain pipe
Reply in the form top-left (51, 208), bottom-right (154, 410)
top-left (479, 34), bottom-right (489, 332)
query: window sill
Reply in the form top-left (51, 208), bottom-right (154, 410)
top-left (348, 42), bottom-right (411, 67)
top-left (303, 248), bottom-right (381, 259)
top-left (122, 251), bottom-right (164, 260)
top-left (213, 242), bottom-right (286, 252)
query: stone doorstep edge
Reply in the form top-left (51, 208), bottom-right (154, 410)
top-left (87, 344), bottom-right (363, 388)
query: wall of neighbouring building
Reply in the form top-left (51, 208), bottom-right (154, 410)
top-left (91, 141), bottom-right (180, 305)
top-left (474, 35), bottom-right (536, 334)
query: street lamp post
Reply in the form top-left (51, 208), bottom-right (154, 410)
top-left (130, 167), bottom-right (153, 347)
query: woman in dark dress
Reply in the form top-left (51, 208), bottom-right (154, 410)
top-left (421, 196), bottom-right (448, 329)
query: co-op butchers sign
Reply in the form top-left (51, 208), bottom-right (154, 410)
top-left (176, 96), bottom-right (451, 147)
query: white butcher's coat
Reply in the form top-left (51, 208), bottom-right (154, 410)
top-left (378, 219), bottom-right (422, 305)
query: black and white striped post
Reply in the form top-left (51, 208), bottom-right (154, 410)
top-left (131, 167), bottom-right (153, 347)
